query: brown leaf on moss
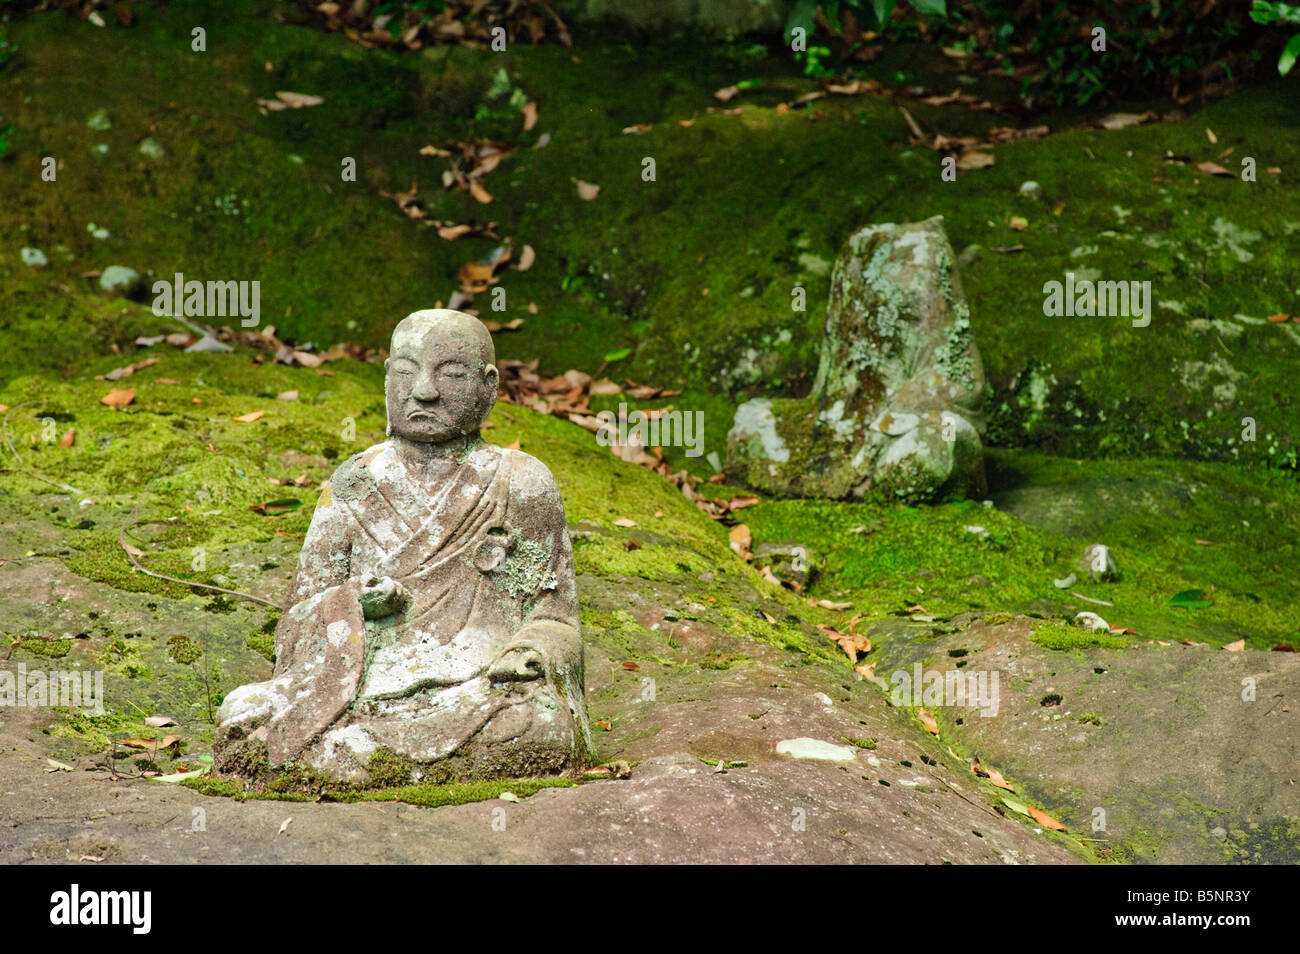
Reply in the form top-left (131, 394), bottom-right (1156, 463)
top-left (917, 709), bottom-right (939, 735)
top-left (728, 523), bottom-right (753, 559)
top-left (972, 756), bottom-right (1016, 792)
top-left (1027, 805), bottom-right (1067, 831)
top-left (99, 388), bottom-right (135, 409)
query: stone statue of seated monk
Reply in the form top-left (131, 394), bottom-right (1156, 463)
top-left (214, 309), bottom-right (593, 785)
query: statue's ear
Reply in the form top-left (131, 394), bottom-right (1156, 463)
top-left (483, 363), bottom-right (500, 392)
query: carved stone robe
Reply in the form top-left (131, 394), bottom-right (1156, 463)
top-left (216, 437), bottom-right (591, 783)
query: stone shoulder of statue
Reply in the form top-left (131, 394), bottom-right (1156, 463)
top-left (214, 309), bottom-right (592, 787)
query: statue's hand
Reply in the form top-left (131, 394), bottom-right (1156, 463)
top-left (360, 576), bottom-right (409, 620)
top-left (487, 645), bottom-right (546, 683)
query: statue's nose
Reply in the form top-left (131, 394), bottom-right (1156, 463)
top-left (411, 375), bottom-right (440, 400)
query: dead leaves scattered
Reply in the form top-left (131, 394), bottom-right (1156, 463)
top-left (496, 362), bottom-right (758, 521)
top-left (816, 617), bottom-right (870, 663)
top-left (917, 708), bottom-right (939, 735)
top-left (305, 1), bottom-right (572, 52)
top-left (379, 181), bottom-right (500, 239)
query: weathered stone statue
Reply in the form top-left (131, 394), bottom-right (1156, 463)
top-left (727, 216), bottom-right (986, 502)
top-left (215, 309), bottom-right (592, 785)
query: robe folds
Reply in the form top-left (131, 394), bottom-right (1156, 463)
top-left (216, 437), bottom-right (592, 781)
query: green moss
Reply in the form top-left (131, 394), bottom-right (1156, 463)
top-left (700, 651), bottom-right (749, 670)
top-left (10, 635), bottom-right (73, 658)
top-left (45, 708), bottom-right (149, 752)
top-left (95, 638), bottom-right (154, 679)
top-left (183, 772), bottom-right (579, 807)
top-left (1031, 621), bottom-right (1128, 651)
top-left (245, 632), bottom-right (276, 662)
top-left (366, 747), bottom-right (416, 788)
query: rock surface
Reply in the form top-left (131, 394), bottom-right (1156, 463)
top-left (873, 614), bottom-right (1300, 863)
top-left (728, 216), bottom-right (986, 502)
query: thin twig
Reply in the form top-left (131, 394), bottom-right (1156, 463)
top-left (119, 518), bottom-right (283, 609)
top-left (2, 400), bottom-right (86, 496)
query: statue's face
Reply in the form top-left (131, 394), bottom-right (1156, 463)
top-left (385, 319), bottom-right (498, 444)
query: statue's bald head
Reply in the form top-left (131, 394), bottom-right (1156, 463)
top-left (391, 308), bottom-right (496, 370)
top-left (385, 309), bottom-right (499, 444)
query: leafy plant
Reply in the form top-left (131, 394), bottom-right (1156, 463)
top-left (786, 0), bottom-right (947, 48)
top-left (1251, 1), bottom-right (1300, 74)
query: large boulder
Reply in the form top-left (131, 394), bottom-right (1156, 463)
top-left (727, 216), bottom-right (986, 502)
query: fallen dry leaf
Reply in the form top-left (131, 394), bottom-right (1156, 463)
top-left (1009, 215), bottom-right (1028, 231)
top-left (956, 151), bottom-right (995, 171)
top-left (1224, 639), bottom-right (1245, 651)
top-left (1027, 804), bottom-right (1067, 831)
top-left (972, 756), bottom-right (1016, 792)
top-left (233, 410), bottom-right (266, 423)
top-left (1196, 161), bottom-right (1232, 177)
top-left (59, 428), bottom-right (75, 448)
top-left (817, 623), bottom-right (870, 662)
top-left (117, 735), bottom-right (179, 751)
top-left (612, 518), bottom-right (637, 528)
top-left (257, 91), bottom-right (324, 110)
top-left (714, 85), bottom-right (740, 102)
top-left (573, 178), bottom-right (600, 201)
top-left (521, 100), bottom-right (538, 131)
top-left (99, 388), bottom-right (136, 409)
top-left (1096, 111), bottom-right (1154, 130)
top-left (917, 709), bottom-right (939, 735)
top-left (514, 244), bottom-right (536, 272)
top-left (728, 523), bottom-right (753, 558)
